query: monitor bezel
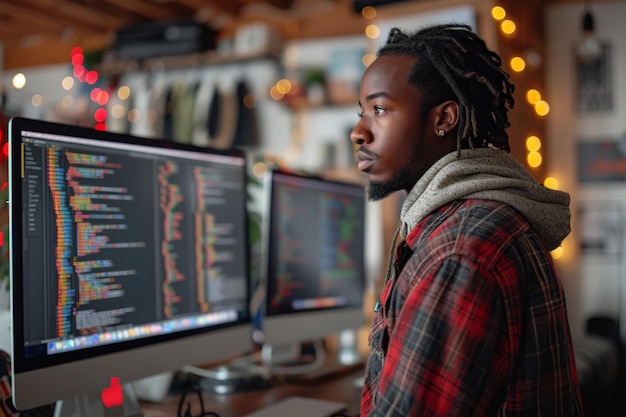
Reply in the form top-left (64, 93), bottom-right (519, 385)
top-left (260, 169), bottom-right (366, 347)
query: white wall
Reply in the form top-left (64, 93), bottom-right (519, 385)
top-left (546, 1), bottom-right (626, 341)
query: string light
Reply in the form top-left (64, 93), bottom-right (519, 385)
top-left (527, 151), bottom-right (542, 168)
top-left (501, 19), bottom-right (516, 35)
top-left (484, 6), bottom-right (563, 257)
top-left (526, 89), bottom-right (541, 105)
top-left (12, 73), bottom-right (26, 89)
top-left (70, 45), bottom-right (106, 127)
top-left (544, 177), bottom-right (559, 190)
top-left (117, 86), bottom-right (131, 100)
top-left (510, 56), bottom-right (526, 72)
top-left (526, 135), bottom-right (541, 152)
top-left (550, 246), bottom-right (564, 259)
top-left (491, 6), bottom-right (506, 21)
top-left (534, 100), bottom-right (550, 116)
top-left (365, 24), bottom-right (380, 39)
top-left (361, 6), bottom-right (376, 19)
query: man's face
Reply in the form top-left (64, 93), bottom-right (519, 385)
top-left (350, 55), bottom-right (453, 201)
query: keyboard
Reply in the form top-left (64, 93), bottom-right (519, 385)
top-left (241, 396), bottom-right (348, 417)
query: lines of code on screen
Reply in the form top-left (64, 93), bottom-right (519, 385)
top-left (266, 174), bottom-right (365, 316)
top-left (20, 137), bottom-right (248, 347)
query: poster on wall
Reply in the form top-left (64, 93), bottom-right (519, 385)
top-left (577, 139), bottom-right (626, 183)
top-left (579, 202), bottom-right (624, 257)
top-left (576, 42), bottom-right (613, 113)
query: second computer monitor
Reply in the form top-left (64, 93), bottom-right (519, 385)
top-left (261, 170), bottom-right (366, 348)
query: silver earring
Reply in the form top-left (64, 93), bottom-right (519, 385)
top-left (437, 129), bottom-right (445, 137)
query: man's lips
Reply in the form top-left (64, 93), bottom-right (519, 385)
top-left (355, 149), bottom-right (375, 172)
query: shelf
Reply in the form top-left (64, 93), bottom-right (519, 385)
top-left (96, 50), bottom-right (280, 76)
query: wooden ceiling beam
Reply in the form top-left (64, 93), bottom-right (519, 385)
top-left (54, 2), bottom-right (126, 31)
top-left (100, 0), bottom-right (186, 21)
top-left (0, 0), bottom-right (122, 35)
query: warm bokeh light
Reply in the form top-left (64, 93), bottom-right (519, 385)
top-left (361, 6), bottom-right (376, 19)
top-left (534, 100), bottom-right (550, 116)
top-left (12, 73), bottom-right (26, 89)
top-left (243, 93), bottom-right (256, 108)
top-left (275, 79), bottom-right (292, 95)
top-left (252, 161), bottom-right (268, 178)
top-left (62, 76), bottom-right (74, 91)
top-left (31, 94), bottom-right (43, 107)
top-left (71, 46), bottom-right (83, 57)
top-left (365, 24), bottom-right (380, 39)
top-left (62, 95), bottom-right (74, 109)
top-left (550, 246), bottom-right (564, 259)
top-left (128, 108), bottom-right (140, 123)
top-left (362, 53), bottom-right (376, 67)
top-left (491, 6), bottom-right (506, 21)
top-left (526, 89), bottom-right (541, 105)
top-left (270, 86), bottom-right (284, 101)
top-left (501, 19), bottom-right (516, 35)
top-left (117, 85), bottom-right (131, 100)
top-left (111, 104), bottom-right (126, 119)
top-left (2, 143), bottom-right (8, 158)
top-left (527, 151), bottom-right (542, 167)
top-left (544, 177), bottom-right (559, 190)
top-left (526, 135), bottom-right (541, 152)
top-left (510, 56), bottom-right (526, 72)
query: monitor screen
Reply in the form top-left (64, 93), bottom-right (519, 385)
top-left (8, 117), bottom-right (252, 413)
top-left (261, 170), bottom-right (366, 348)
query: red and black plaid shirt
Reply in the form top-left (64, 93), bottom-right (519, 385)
top-left (360, 199), bottom-right (583, 416)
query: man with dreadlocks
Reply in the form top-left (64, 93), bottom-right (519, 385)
top-left (350, 24), bottom-right (583, 416)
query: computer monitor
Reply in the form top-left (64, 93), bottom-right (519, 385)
top-left (260, 170), bottom-right (366, 363)
top-left (8, 117), bottom-right (252, 416)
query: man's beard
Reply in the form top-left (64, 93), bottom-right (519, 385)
top-left (367, 166), bottom-right (415, 201)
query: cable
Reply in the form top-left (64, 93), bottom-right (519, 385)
top-left (176, 382), bottom-right (221, 417)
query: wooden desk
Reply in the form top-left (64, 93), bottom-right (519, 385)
top-left (140, 367), bottom-right (364, 417)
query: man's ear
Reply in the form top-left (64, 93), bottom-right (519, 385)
top-left (432, 100), bottom-right (459, 136)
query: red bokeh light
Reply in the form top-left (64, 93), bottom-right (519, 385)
top-left (94, 108), bottom-right (107, 123)
top-left (95, 123), bottom-right (107, 131)
top-left (73, 65), bottom-right (85, 79)
top-left (71, 54), bottom-right (84, 67)
top-left (90, 87), bottom-right (101, 102)
top-left (86, 70), bottom-right (99, 85)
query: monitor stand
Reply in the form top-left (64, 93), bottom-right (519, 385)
top-left (53, 383), bottom-right (142, 417)
top-left (262, 332), bottom-right (365, 381)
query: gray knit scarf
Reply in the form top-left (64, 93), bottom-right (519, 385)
top-left (399, 147), bottom-right (571, 251)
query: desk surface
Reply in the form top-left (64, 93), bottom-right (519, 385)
top-left (141, 367), bottom-right (364, 417)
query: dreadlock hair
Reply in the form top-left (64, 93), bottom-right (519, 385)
top-left (378, 24), bottom-right (515, 155)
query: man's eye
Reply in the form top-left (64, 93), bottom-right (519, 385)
top-left (374, 106), bottom-right (385, 115)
